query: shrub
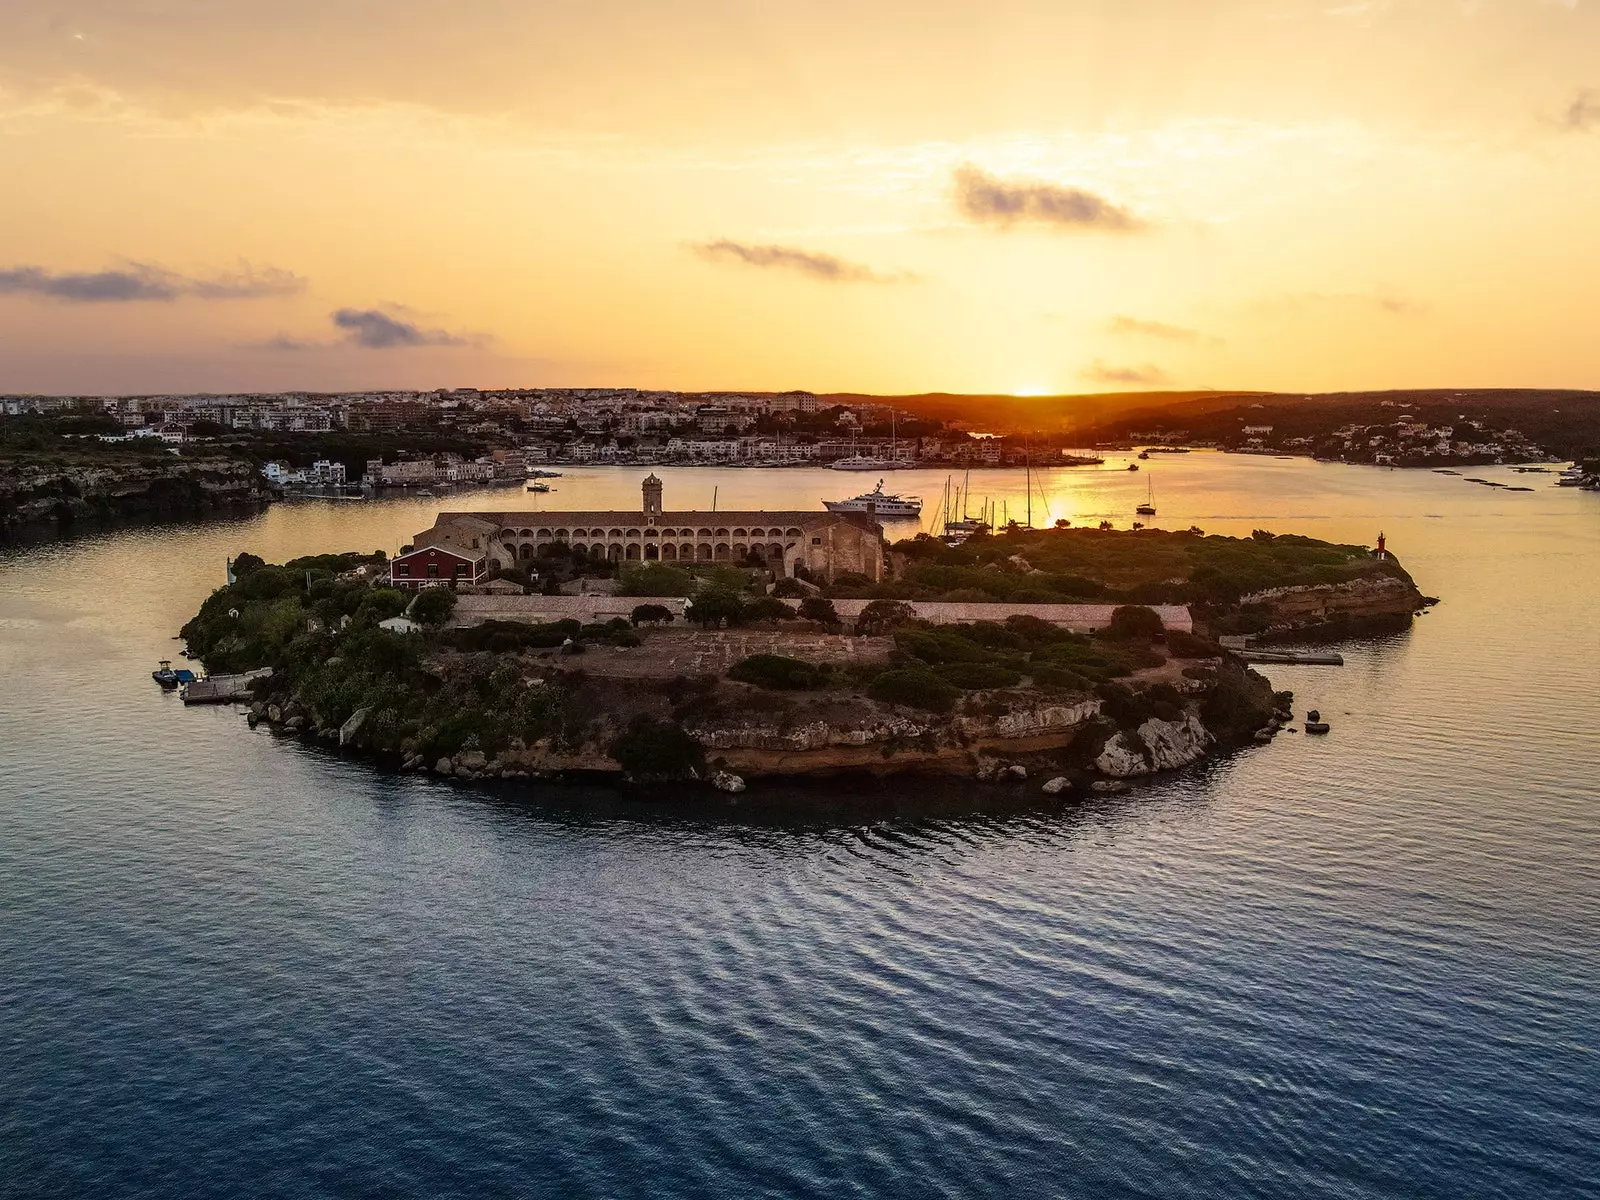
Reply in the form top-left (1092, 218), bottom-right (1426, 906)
top-left (742, 596), bottom-right (795, 623)
top-left (610, 717), bottom-right (706, 780)
top-left (617, 563), bottom-right (694, 597)
top-left (1031, 665), bottom-right (1094, 692)
top-left (771, 578), bottom-right (810, 599)
top-left (935, 662), bottom-right (1023, 690)
top-left (1107, 605), bottom-right (1164, 642)
top-left (856, 599), bottom-right (917, 636)
top-left (407, 587), bottom-right (456, 627)
top-left (798, 596), bottom-right (841, 626)
top-left (867, 668), bottom-right (960, 713)
top-left (1164, 629), bottom-right (1221, 658)
top-left (230, 552), bottom-right (266, 578)
top-left (728, 654), bottom-right (824, 691)
top-left (630, 603), bottom-right (674, 626)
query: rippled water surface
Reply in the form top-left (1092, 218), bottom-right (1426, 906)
top-left (3, 457), bottom-right (1598, 1198)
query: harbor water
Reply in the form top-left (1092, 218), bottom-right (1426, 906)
top-left (3, 454), bottom-right (1598, 1198)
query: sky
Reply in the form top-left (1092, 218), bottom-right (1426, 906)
top-left (2, 0), bottom-right (1598, 397)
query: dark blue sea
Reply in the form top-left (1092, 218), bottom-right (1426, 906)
top-left (3, 458), bottom-right (1597, 1198)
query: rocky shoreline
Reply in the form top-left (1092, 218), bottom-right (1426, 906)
top-left (178, 530), bottom-right (1424, 800)
top-left (0, 457), bottom-right (276, 540)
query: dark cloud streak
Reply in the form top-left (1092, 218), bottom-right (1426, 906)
top-left (331, 307), bottom-right (473, 348)
top-left (0, 261), bottom-right (304, 302)
top-left (1563, 89), bottom-right (1600, 131)
top-left (953, 166), bottom-right (1145, 232)
top-left (1081, 360), bottom-right (1170, 385)
top-left (1107, 315), bottom-right (1208, 342)
top-left (690, 239), bottom-right (910, 283)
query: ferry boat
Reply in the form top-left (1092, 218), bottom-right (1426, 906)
top-left (824, 480), bottom-right (922, 518)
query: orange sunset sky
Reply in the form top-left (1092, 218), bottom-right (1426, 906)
top-left (2, 0), bottom-right (1598, 396)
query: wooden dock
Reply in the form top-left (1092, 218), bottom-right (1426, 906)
top-left (181, 667), bottom-right (274, 704)
top-left (1238, 649), bottom-right (1345, 666)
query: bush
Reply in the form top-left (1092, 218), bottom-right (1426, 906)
top-left (231, 552), bottom-right (266, 578)
top-left (856, 599), bottom-right (917, 636)
top-left (935, 662), bottom-right (1023, 690)
top-left (610, 717), bottom-right (706, 780)
top-left (742, 596), bottom-right (795, 623)
top-left (410, 587), bottom-right (458, 628)
top-left (797, 596), bottom-right (841, 626)
top-left (617, 563), bottom-right (694, 597)
top-left (771, 578), bottom-right (810, 599)
top-left (867, 668), bottom-right (960, 713)
top-left (630, 603), bottom-right (674, 626)
top-left (1107, 605), bottom-right (1164, 642)
top-left (728, 654), bottom-right (824, 690)
top-left (1164, 629), bottom-right (1221, 658)
top-left (1031, 665), bottom-right (1094, 691)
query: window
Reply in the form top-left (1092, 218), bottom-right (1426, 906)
top-left (812, 537), bottom-right (822, 545)
top-left (427, 564), bottom-right (439, 578)
top-left (396, 564), bottom-right (410, 576)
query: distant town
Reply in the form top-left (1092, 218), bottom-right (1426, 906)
top-left (2, 385), bottom-right (1588, 499)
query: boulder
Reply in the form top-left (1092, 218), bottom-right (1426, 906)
top-left (435, 756), bottom-right (454, 775)
top-left (710, 770), bottom-right (747, 794)
top-left (1005, 764), bottom-right (1028, 781)
top-left (1041, 776), bottom-right (1072, 795)
top-left (339, 706), bottom-right (371, 747)
top-left (267, 704), bottom-right (283, 724)
top-left (283, 716), bottom-right (306, 731)
top-left (456, 749), bottom-right (488, 771)
top-left (1091, 779), bottom-right (1130, 794)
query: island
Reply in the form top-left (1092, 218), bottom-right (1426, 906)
top-left (177, 515), bottom-right (1428, 795)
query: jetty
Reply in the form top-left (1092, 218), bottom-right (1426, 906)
top-left (181, 667), bottom-right (274, 705)
top-left (1237, 649), bottom-right (1345, 666)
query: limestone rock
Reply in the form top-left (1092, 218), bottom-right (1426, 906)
top-left (1041, 776), bottom-right (1072, 795)
top-left (1005, 764), bottom-right (1028, 781)
top-left (339, 706), bottom-right (371, 747)
top-left (711, 770), bottom-right (747, 794)
top-left (435, 756), bottom-right (454, 775)
top-left (456, 749), bottom-right (488, 771)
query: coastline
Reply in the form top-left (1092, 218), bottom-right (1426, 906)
top-left (176, 527), bottom-right (1426, 797)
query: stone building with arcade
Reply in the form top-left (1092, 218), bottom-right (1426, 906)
top-left (390, 474), bottom-right (884, 589)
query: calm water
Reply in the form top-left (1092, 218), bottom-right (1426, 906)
top-left (3, 456), bottom-right (1598, 1198)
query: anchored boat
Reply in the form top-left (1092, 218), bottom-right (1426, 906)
top-left (824, 479), bottom-right (923, 518)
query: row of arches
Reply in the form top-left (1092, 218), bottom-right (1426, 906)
top-left (503, 525), bottom-right (803, 541)
top-left (514, 541), bottom-right (788, 563)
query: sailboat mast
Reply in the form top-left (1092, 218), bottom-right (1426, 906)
top-left (1025, 435), bottom-right (1032, 529)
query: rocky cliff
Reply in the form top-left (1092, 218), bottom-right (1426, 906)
top-left (0, 457), bottom-right (275, 538)
top-left (1235, 569), bottom-right (1426, 640)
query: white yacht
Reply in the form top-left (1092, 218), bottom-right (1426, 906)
top-left (824, 480), bottom-right (923, 519)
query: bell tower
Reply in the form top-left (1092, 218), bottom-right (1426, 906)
top-left (642, 473), bottom-right (664, 521)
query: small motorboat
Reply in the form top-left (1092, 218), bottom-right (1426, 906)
top-left (152, 660), bottom-right (179, 689)
top-left (1127, 463), bottom-right (1140, 471)
top-left (1305, 708), bottom-right (1331, 734)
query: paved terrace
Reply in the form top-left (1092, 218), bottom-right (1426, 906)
top-left (451, 595), bottom-right (1192, 634)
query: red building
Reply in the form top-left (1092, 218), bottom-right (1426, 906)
top-left (389, 544), bottom-right (488, 590)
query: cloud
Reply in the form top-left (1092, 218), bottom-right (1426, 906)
top-left (1254, 290), bottom-right (1422, 316)
top-left (1081, 360), bottom-right (1170, 386)
top-left (1563, 89), bottom-right (1600, 131)
top-left (690, 239), bottom-right (910, 283)
top-left (331, 306), bottom-right (474, 348)
top-left (1106, 315), bottom-right (1209, 342)
top-left (243, 334), bottom-right (319, 352)
top-left (952, 165), bottom-right (1145, 232)
top-left (0, 261), bottom-right (304, 303)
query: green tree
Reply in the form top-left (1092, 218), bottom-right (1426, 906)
top-left (685, 587), bottom-right (746, 628)
top-left (410, 587), bottom-right (458, 627)
top-left (798, 596), bottom-right (841, 626)
top-left (617, 563), bottom-right (694, 596)
top-left (630, 603), bottom-right (675, 626)
top-left (856, 598), bottom-right (916, 636)
top-left (1106, 605), bottom-right (1164, 642)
